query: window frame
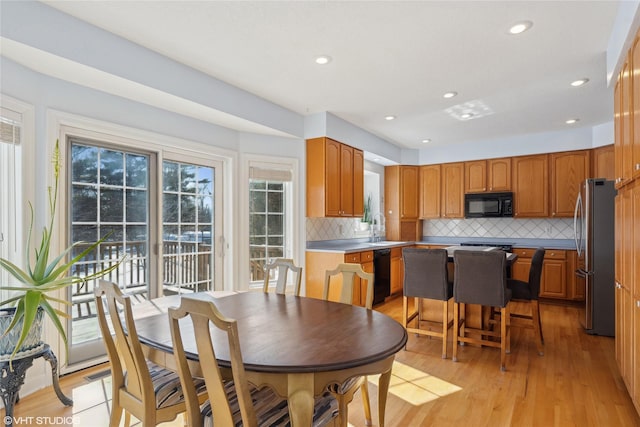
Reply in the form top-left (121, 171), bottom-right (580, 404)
top-left (0, 96), bottom-right (35, 303)
top-left (240, 154), bottom-right (300, 291)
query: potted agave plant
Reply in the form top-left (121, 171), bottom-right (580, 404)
top-left (0, 141), bottom-right (121, 365)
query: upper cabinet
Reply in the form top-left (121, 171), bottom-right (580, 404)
top-left (512, 154), bottom-right (549, 217)
top-left (385, 165), bottom-right (422, 241)
top-left (487, 158), bottom-right (512, 192)
top-left (441, 162), bottom-right (465, 218)
top-left (616, 59), bottom-right (634, 188)
top-left (633, 36), bottom-right (640, 180)
top-left (592, 145), bottom-right (615, 180)
top-left (464, 160), bottom-right (486, 193)
top-left (464, 158), bottom-right (511, 193)
top-left (419, 165), bottom-right (441, 219)
top-left (306, 137), bottom-right (364, 218)
top-left (550, 150), bottom-right (591, 217)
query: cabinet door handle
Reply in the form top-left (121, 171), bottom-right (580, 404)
top-left (635, 163), bottom-right (640, 171)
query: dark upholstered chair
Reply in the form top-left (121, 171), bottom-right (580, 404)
top-left (507, 247), bottom-right (545, 356)
top-left (402, 248), bottom-right (454, 358)
top-left (168, 296), bottom-right (338, 427)
top-left (452, 250), bottom-right (512, 371)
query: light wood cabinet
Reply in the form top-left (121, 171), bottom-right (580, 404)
top-left (353, 149), bottom-right (364, 218)
top-left (633, 36), bottom-right (640, 180)
top-left (540, 250), bottom-right (567, 299)
top-left (305, 250), bottom-right (372, 307)
top-left (511, 248), bottom-right (578, 301)
top-left (488, 158), bottom-right (512, 192)
top-left (390, 247), bottom-right (403, 295)
top-left (615, 187), bottom-right (635, 397)
top-left (465, 158), bottom-right (512, 193)
top-left (613, 31), bottom-right (640, 416)
top-left (568, 250), bottom-right (585, 301)
top-left (512, 154), bottom-right (549, 217)
top-left (465, 160), bottom-right (486, 193)
top-left (550, 150), bottom-right (591, 217)
top-left (306, 137), bottom-right (364, 218)
top-left (616, 60), bottom-right (634, 188)
top-left (592, 145), bottom-right (615, 180)
top-left (441, 162), bottom-right (464, 218)
top-left (419, 165), bottom-right (441, 219)
top-left (385, 166), bottom-right (422, 241)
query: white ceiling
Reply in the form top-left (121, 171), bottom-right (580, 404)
top-left (43, 0), bottom-right (620, 150)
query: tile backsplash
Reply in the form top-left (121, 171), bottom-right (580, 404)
top-left (306, 217), bottom-right (574, 241)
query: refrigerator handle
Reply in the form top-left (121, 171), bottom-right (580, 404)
top-left (573, 191), bottom-right (582, 256)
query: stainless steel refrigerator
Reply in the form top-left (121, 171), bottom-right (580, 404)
top-left (573, 178), bottom-right (616, 336)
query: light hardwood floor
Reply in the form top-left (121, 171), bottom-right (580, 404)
top-left (3, 296), bottom-right (639, 426)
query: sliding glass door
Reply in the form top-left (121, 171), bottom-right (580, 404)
top-left (66, 136), bottom-right (223, 366)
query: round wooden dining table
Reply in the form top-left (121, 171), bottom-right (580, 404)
top-left (133, 291), bottom-right (407, 427)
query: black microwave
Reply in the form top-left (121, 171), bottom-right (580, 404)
top-left (464, 192), bottom-right (514, 218)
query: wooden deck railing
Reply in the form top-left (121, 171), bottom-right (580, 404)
top-left (71, 240), bottom-right (213, 320)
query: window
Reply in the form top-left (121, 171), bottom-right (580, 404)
top-left (162, 160), bottom-right (216, 295)
top-left (0, 97), bottom-right (34, 308)
top-left (62, 128), bottom-right (225, 366)
top-left (0, 105), bottom-right (28, 298)
top-left (248, 165), bottom-right (293, 286)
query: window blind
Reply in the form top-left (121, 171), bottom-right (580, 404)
top-left (0, 107), bottom-right (21, 145)
top-left (249, 166), bottom-right (292, 182)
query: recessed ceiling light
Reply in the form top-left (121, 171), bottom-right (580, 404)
top-left (566, 118), bottom-right (580, 124)
top-left (385, 115), bottom-right (396, 121)
top-left (460, 113), bottom-right (474, 119)
top-left (571, 78), bottom-right (589, 87)
top-left (509, 21), bottom-right (533, 35)
top-left (315, 55), bottom-right (332, 65)
top-left (422, 139), bottom-right (431, 144)
top-left (443, 91), bottom-right (458, 99)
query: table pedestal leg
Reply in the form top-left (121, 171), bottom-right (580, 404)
top-left (287, 373), bottom-right (314, 427)
top-left (0, 358), bottom-right (34, 427)
top-left (42, 348), bottom-right (73, 406)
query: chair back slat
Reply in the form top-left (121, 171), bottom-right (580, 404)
top-left (263, 258), bottom-right (302, 296)
top-left (323, 263), bottom-right (374, 309)
top-left (169, 296), bottom-right (258, 427)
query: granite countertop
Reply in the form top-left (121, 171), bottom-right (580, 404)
top-left (306, 236), bottom-right (576, 253)
top-left (306, 238), bottom-right (414, 253)
top-left (418, 236), bottom-right (576, 250)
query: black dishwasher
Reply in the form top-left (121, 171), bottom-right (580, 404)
top-left (373, 249), bottom-right (391, 305)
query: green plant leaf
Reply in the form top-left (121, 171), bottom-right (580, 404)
top-left (40, 298), bottom-right (67, 345)
top-left (7, 291), bottom-right (42, 363)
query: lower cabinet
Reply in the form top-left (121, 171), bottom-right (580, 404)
top-left (305, 250), bottom-right (373, 307)
top-left (390, 247), bottom-right (404, 295)
top-left (511, 248), bottom-right (581, 301)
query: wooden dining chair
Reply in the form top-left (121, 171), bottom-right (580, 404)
top-left (263, 258), bottom-right (302, 296)
top-left (94, 280), bottom-right (207, 427)
top-left (402, 248), bottom-right (454, 358)
top-left (323, 263), bottom-right (373, 426)
top-left (168, 295), bottom-right (339, 426)
top-left (452, 250), bottom-right (512, 371)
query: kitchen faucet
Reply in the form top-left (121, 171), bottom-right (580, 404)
top-left (370, 212), bottom-right (385, 242)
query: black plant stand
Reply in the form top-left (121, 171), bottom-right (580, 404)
top-left (0, 344), bottom-right (73, 427)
